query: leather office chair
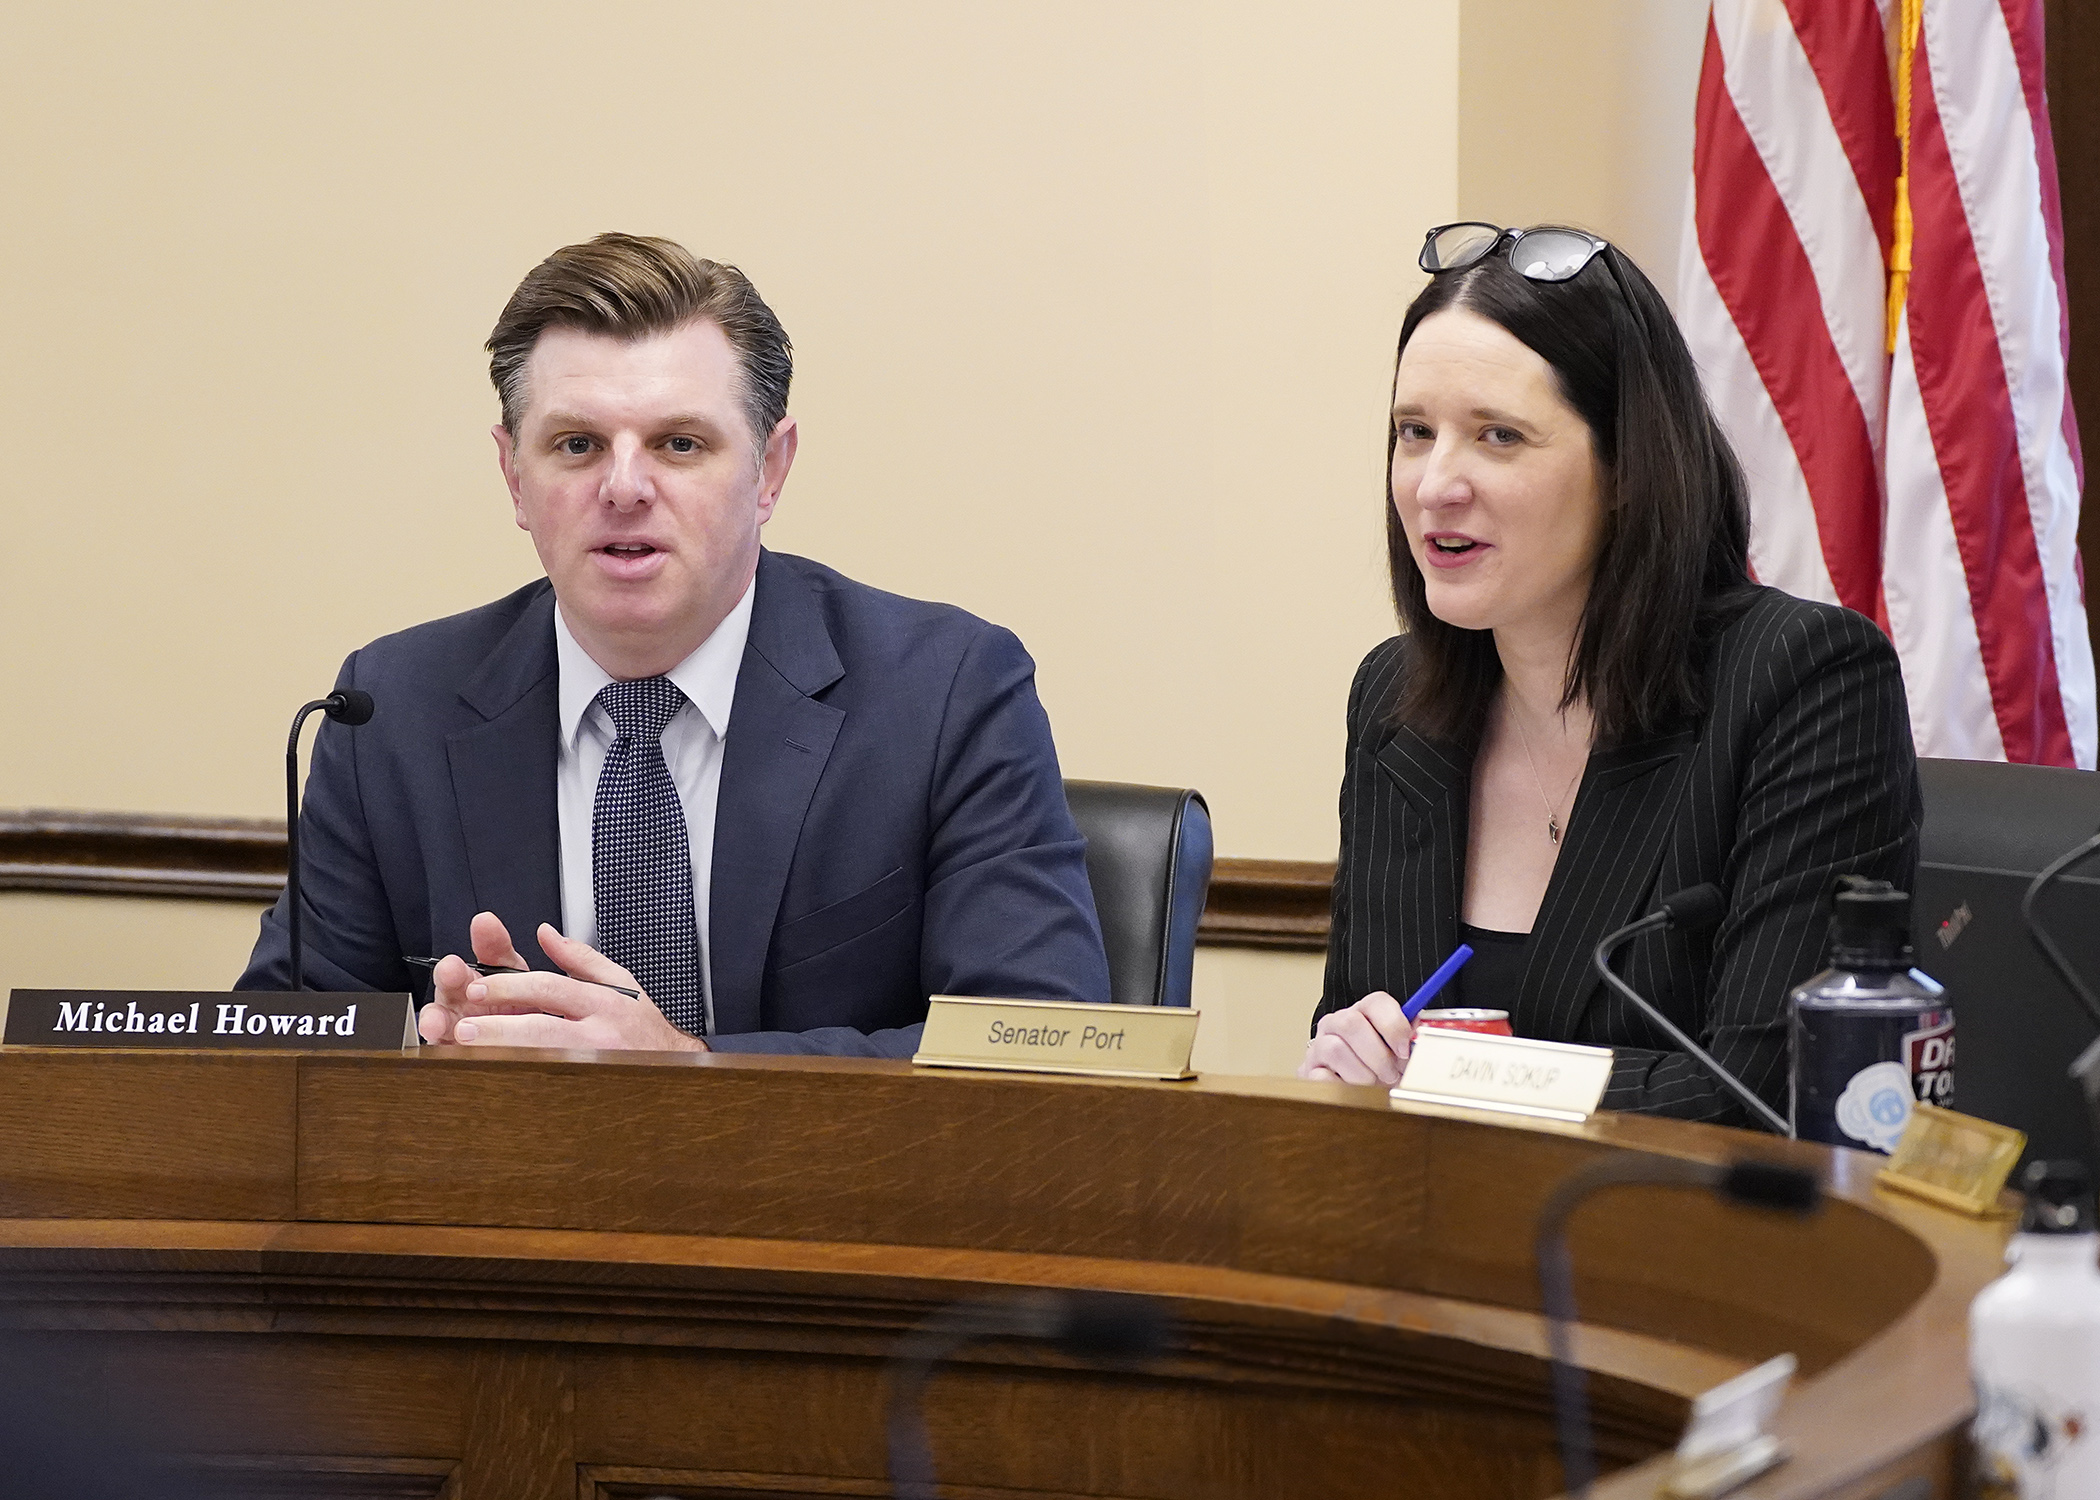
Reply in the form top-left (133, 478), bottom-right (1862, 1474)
top-left (1063, 780), bottom-right (1213, 1008)
top-left (1913, 756), bottom-right (2100, 1167)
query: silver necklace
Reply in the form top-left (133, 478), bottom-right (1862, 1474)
top-left (1508, 705), bottom-right (1582, 845)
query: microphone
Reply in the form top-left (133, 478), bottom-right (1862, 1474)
top-left (1591, 884), bottom-right (1790, 1135)
top-left (2020, 827), bottom-right (2100, 1152)
top-left (1535, 1151), bottom-right (1822, 1497)
top-left (2020, 826), bottom-right (2100, 1032)
top-left (886, 1290), bottom-right (1169, 1500)
top-left (285, 690), bottom-right (376, 991)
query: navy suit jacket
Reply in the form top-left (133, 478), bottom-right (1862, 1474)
top-left (236, 550), bottom-right (1112, 1056)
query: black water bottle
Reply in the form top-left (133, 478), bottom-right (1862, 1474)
top-left (1788, 878), bottom-right (1953, 1153)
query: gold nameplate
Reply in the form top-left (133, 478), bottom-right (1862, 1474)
top-left (1876, 1100), bottom-right (2026, 1217)
top-left (912, 996), bottom-right (1198, 1080)
top-left (1390, 1027), bottom-right (1615, 1122)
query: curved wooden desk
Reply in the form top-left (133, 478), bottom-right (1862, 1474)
top-left (0, 1047), bottom-right (2001, 1499)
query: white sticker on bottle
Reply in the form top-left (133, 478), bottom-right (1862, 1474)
top-left (1835, 1059), bottom-right (1915, 1153)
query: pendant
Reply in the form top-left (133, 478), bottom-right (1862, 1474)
top-left (1547, 817), bottom-right (1562, 846)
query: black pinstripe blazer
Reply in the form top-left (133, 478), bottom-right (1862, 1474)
top-left (1315, 586), bottom-right (1921, 1126)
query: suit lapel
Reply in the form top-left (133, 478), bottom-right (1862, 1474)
top-left (708, 552), bottom-right (846, 1036)
top-left (1518, 728), bottom-right (1697, 1039)
top-left (1372, 726), bottom-right (1471, 999)
top-left (446, 584), bottom-right (565, 969)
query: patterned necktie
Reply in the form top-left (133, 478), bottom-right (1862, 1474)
top-left (591, 677), bottom-right (705, 1035)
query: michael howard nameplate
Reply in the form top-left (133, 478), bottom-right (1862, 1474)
top-left (5, 991), bottom-right (416, 1051)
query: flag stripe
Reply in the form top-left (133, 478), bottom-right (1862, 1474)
top-left (1903, 16), bottom-right (2073, 765)
top-left (1716, 0), bottom-right (1890, 457)
top-left (1778, 0), bottom-right (1897, 253)
top-left (1884, 313), bottom-right (2008, 760)
top-left (1693, 18), bottom-right (1882, 617)
top-left (1925, 0), bottom-right (2094, 765)
top-left (1680, 222), bottom-right (1842, 606)
top-left (1998, 0), bottom-right (2085, 489)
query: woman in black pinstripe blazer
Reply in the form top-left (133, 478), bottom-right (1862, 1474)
top-left (1300, 226), bottom-right (1919, 1127)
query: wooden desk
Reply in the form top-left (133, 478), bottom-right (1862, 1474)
top-left (0, 1047), bottom-right (2001, 1499)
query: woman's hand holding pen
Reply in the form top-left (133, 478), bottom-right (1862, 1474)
top-left (1298, 943), bottom-right (1473, 1085)
top-left (1300, 992), bottom-right (1415, 1085)
top-left (418, 911), bottom-right (707, 1053)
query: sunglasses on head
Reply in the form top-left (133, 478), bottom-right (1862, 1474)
top-left (1418, 222), bottom-right (1611, 283)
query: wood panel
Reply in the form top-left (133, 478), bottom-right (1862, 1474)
top-left (0, 811), bottom-right (1336, 950)
top-left (288, 1051), bottom-right (1934, 1373)
top-left (177, 1455), bottom-right (457, 1499)
top-left (0, 1050), bottom-right (296, 1220)
top-left (0, 1048), bottom-right (2014, 1499)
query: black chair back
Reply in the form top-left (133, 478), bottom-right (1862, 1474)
top-left (1914, 756), bottom-right (2100, 1168)
top-left (1064, 780), bottom-right (1212, 1008)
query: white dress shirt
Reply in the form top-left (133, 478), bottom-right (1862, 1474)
top-left (553, 579), bottom-right (754, 1033)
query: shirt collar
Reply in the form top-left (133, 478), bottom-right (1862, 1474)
top-left (553, 575), bottom-right (756, 749)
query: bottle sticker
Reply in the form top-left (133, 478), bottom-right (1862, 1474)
top-left (1904, 1012), bottom-right (1956, 1107)
top-left (1974, 1378), bottom-right (2090, 1498)
top-left (1835, 1060), bottom-right (1915, 1153)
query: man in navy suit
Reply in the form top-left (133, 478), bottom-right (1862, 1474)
top-left (236, 233), bottom-right (1109, 1056)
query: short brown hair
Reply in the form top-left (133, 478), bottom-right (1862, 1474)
top-left (486, 232), bottom-right (793, 451)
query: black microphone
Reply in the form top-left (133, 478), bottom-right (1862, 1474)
top-left (284, 690), bottom-right (376, 991)
top-left (1590, 883), bottom-right (1790, 1135)
top-left (2020, 827), bottom-right (2100, 1148)
top-left (885, 1290), bottom-right (1169, 1500)
top-left (2020, 826), bottom-right (2100, 1032)
top-left (1535, 1151), bottom-right (1822, 1498)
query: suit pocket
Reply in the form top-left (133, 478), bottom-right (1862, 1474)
top-left (772, 866), bottom-right (915, 971)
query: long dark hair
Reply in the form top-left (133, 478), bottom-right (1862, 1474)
top-left (1386, 235), bottom-right (1752, 747)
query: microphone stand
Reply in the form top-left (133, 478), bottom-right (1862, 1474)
top-left (1591, 914), bottom-right (1790, 1136)
top-left (1536, 1152), bottom-right (1820, 1498)
top-left (284, 691), bottom-right (373, 992)
top-left (2021, 828), bottom-right (2100, 1142)
top-left (2021, 829), bottom-right (2100, 1032)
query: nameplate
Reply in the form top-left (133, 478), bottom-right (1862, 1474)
top-left (1390, 1027), bottom-right (1614, 1122)
top-left (4, 991), bottom-right (416, 1051)
top-left (1663, 1353), bottom-right (1795, 1499)
top-left (912, 995), bottom-right (1198, 1080)
top-left (1876, 1100), bottom-right (2027, 1217)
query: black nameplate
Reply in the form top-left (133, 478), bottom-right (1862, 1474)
top-left (4, 991), bottom-right (416, 1051)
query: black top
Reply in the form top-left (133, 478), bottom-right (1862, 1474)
top-left (1315, 586), bottom-right (1921, 1127)
top-left (1452, 923), bottom-right (1528, 1013)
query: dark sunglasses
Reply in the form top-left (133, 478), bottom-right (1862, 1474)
top-left (1418, 222), bottom-right (1611, 282)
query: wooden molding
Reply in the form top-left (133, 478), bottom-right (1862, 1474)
top-left (1199, 856), bottom-right (1333, 951)
top-left (0, 810), bottom-right (288, 902)
top-left (0, 810), bottom-right (1335, 951)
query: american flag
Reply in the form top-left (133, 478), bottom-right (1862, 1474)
top-left (1678, 0), bottom-right (2095, 768)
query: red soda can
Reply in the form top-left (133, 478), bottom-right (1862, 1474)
top-left (1416, 1008), bottom-right (1514, 1037)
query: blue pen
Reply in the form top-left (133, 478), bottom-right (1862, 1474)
top-left (1400, 943), bottom-right (1475, 1021)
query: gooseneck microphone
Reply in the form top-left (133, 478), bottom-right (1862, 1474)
top-left (284, 690), bottom-right (375, 991)
top-left (1590, 884), bottom-right (1790, 1135)
top-left (1536, 1151), bottom-right (1822, 1497)
top-left (886, 1291), bottom-right (1169, 1500)
top-left (2020, 826), bottom-right (2100, 1032)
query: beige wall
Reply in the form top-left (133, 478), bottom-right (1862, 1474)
top-left (1458, 0), bottom-right (1708, 298)
top-left (0, 2), bottom-right (1704, 1077)
top-left (0, 1), bottom-right (1453, 855)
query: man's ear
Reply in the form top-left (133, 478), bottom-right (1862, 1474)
top-left (756, 415), bottom-right (799, 524)
top-left (493, 425), bottom-right (529, 529)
